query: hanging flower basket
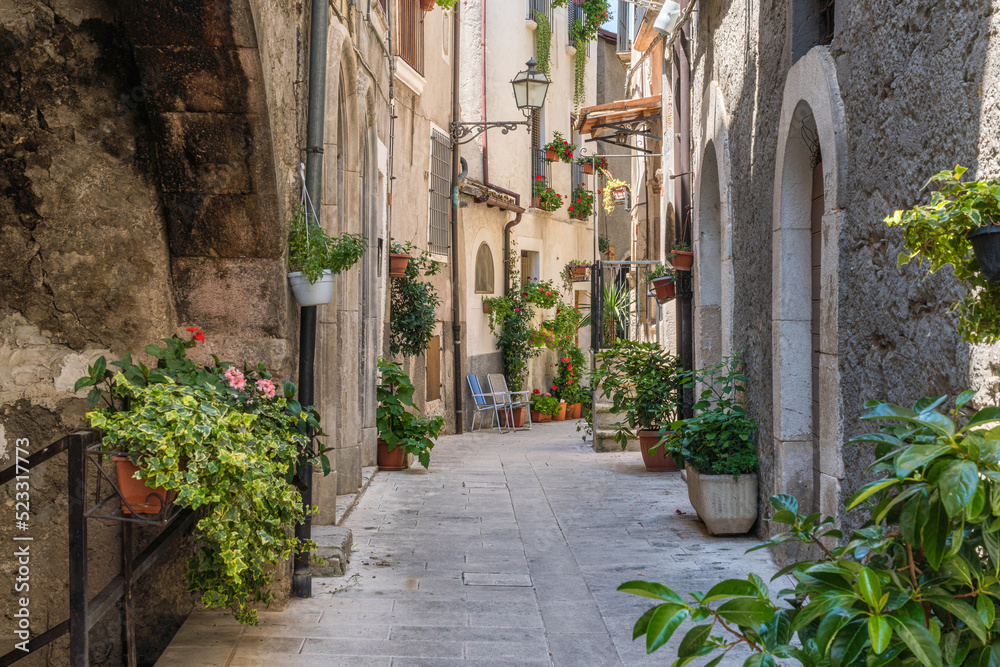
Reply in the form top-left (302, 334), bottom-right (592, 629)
top-left (572, 265), bottom-right (588, 281)
top-left (545, 149), bottom-right (559, 162)
top-left (651, 276), bottom-right (676, 303)
top-left (482, 300), bottom-right (492, 314)
top-left (671, 250), bottom-right (694, 271)
top-left (389, 253), bottom-right (411, 278)
top-left (968, 224), bottom-right (1000, 283)
top-left (420, 0), bottom-right (436, 10)
top-left (582, 162), bottom-right (594, 175)
top-left (611, 185), bottom-right (629, 203)
top-left (289, 270), bottom-right (336, 306)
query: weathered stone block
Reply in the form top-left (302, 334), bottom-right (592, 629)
top-left (164, 193), bottom-right (282, 258)
top-left (337, 445), bottom-right (362, 495)
top-left (310, 526), bottom-right (353, 576)
top-left (133, 46), bottom-right (259, 114)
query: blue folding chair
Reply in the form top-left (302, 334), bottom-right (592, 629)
top-left (466, 374), bottom-right (510, 433)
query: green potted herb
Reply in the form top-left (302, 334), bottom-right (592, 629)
top-left (889, 166), bottom-right (1000, 342)
top-left (663, 354), bottom-right (758, 534)
top-left (622, 392), bottom-right (1000, 665)
top-left (670, 241), bottom-right (693, 271)
top-left (78, 328), bottom-right (326, 624)
top-left (532, 176), bottom-right (564, 212)
top-left (593, 341), bottom-right (684, 470)
top-left (287, 204), bottom-right (367, 306)
top-left (646, 264), bottom-right (676, 303)
top-left (529, 390), bottom-right (560, 422)
top-left (376, 357), bottom-right (444, 470)
top-left (543, 131), bottom-right (576, 163)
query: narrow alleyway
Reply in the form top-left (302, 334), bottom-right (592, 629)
top-left (156, 422), bottom-right (780, 666)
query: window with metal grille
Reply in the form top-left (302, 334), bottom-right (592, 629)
top-left (571, 126), bottom-right (583, 194)
top-left (616, 1), bottom-right (630, 52)
top-left (530, 110), bottom-right (550, 196)
top-left (429, 130), bottom-right (451, 253)
top-left (393, 0), bottom-right (424, 75)
top-left (527, 0), bottom-right (551, 22)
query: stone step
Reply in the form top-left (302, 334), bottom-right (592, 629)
top-left (309, 525), bottom-right (353, 577)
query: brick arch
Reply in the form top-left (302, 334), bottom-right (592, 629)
top-left (119, 0), bottom-right (285, 336)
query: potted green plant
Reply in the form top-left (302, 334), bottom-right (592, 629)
top-left (530, 390), bottom-right (560, 422)
top-left (390, 243), bottom-right (442, 358)
top-left (889, 166), bottom-right (1000, 342)
top-left (543, 131), bottom-right (576, 163)
top-left (663, 354), bottom-right (758, 534)
top-left (576, 155), bottom-right (607, 175)
top-left (389, 240), bottom-right (413, 278)
top-left (670, 241), bottom-right (693, 271)
top-left (376, 357), bottom-right (444, 470)
top-left (560, 260), bottom-right (590, 292)
top-left (621, 391), bottom-right (1000, 665)
top-left (78, 328), bottom-right (326, 624)
top-left (287, 204), bottom-right (367, 306)
top-left (568, 185), bottom-right (594, 220)
top-left (532, 176), bottom-right (563, 212)
top-left (647, 264), bottom-right (676, 303)
top-left (593, 341), bottom-right (683, 471)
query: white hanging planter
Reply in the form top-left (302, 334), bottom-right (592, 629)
top-left (289, 271), bottom-right (335, 306)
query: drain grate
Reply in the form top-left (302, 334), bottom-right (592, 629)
top-left (462, 572), bottom-right (533, 587)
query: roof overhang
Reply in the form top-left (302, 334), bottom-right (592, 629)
top-left (575, 96), bottom-right (663, 154)
top-left (460, 181), bottom-right (525, 214)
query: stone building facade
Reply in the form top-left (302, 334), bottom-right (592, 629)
top-left (677, 0), bottom-right (1000, 536)
top-left (0, 0), bottom-right (399, 661)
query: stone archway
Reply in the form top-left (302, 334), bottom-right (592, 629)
top-left (771, 46), bottom-right (847, 519)
top-left (694, 83), bottom-right (734, 371)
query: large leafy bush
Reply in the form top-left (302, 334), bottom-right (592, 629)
top-left (389, 243), bottom-right (442, 358)
top-left (376, 357), bottom-right (443, 468)
top-left (622, 393), bottom-right (1000, 666)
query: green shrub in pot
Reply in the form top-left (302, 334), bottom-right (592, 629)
top-left (287, 204), bottom-right (367, 283)
top-left (376, 357), bottom-right (444, 468)
top-left (592, 340), bottom-right (683, 449)
top-left (621, 392), bottom-right (1000, 664)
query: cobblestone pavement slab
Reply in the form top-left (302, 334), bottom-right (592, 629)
top-left (156, 421), bottom-right (780, 666)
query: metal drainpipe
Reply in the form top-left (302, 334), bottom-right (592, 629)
top-left (293, 0), bottom-right (329, 599)
top-left (450, 2), bottom-right (464, 434)
top-left (672, 10), bottom-right (694, 419)
top-left (503, 198), bottom-right (524, 297)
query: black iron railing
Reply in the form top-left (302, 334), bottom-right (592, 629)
top-left (0, 430), bottom-right (194, 667)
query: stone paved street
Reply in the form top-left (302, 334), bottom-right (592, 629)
top-left (156, 421), bottom-right (780, 666)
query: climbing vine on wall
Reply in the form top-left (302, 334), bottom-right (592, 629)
top-left (535, 10), bottom-right (552, 75)
top-left (573, 40), bottom-right (587, 109)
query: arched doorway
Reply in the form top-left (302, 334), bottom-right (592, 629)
top-left (771, 47), bottom-right (846, 520)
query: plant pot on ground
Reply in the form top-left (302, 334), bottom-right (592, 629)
top-left (567, 403), bottom-right (582, 419)
top-left (553, 402), bottom-right (567, 421)
top-left (287, 203), bottom-right (367, 306)
top-left (530, 391), bottom-right (560, 423)
top-left (499, 406), bottom-right (527, 428)
top-left (592, 340), bottom-right (683, 470)
top-left (377, 358), bottom-right (444, 470)
top-left (377, 440), bottom-right (407, 470)
top-left (638, 431), bottom-right (678, 471)
top-left (664, 353), bottom-right (759, 533)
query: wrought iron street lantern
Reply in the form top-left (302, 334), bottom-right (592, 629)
top-left (450, 60), bottom-right (551, 145)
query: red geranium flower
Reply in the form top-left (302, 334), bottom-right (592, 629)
top-left (185, 326), bottom-right (205, 343)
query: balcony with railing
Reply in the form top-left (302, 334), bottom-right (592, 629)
top-left (527, 0), bottom-right (551, 23)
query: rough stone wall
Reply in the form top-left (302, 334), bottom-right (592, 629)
top-left (690, 0), bottom-right (1000, 541)
top-left (0, 0), bottom-right (311, 661)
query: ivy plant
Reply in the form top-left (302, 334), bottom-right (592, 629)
top-left (287, 204), bottom-right (367, 284)
top-left (534, 10), bottom-right (552, 75)
top-left (376, 358), bottom-right (443, 468)
top-left (390, 242), bottom-right (442, 358)
top-left (622, 393), bottom-right (1000, 665)
top-left (78, 330), bottom-right (325, 624)
top-left (888, 166), bottom-right (1000, 342)
top-left (662, 353), bottom-right (758, 476)
top-left (573, 37), bottom-right (587, 108)
top-left (592, 340), bottom-right (684, 449)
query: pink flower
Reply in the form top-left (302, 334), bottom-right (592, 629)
top-left (551, 385), bottom-right (557, 391)
top-left (256, 378), bottom-right (276, 399)
top-left (568, 379), bottom-right (574, 384)
top-left (223, 366), bottom-right (246, 390)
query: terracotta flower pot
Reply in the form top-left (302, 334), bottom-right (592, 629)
top-left (483, 301), bottom-right (492, 314)
top-left (377, 440), bottom-right (406, 470)
top-left (389, 253), bottom-right (411, 278)
top-left (530, 410), bottom-right (552, 423)
top-left (531, 196), bottom-right (541, 208)
top-left (567, 403), bottom-right (582, 419)
top-left (113, 456), bottom-right (173, 514)
top-left (582, 162), bottom-right (594, 175)
top-left (672, 250), bottom-right (694, 271)
top-left (637, 430), bottom-right (678, 472)
top-left (499, 406), bottom-right (526, 428)
top-left (554, 403), bottom-right (567, 421)
top-left (420, 0), bottom-right (436, 10)
top-left (651, 276), bottom-right (676, 302)
top-left (545, 149), bottom-right (558, 162)
top-left (571, 265), bottom-right (588, 281)
top-left (611, 185), bottom-right (628, 203)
